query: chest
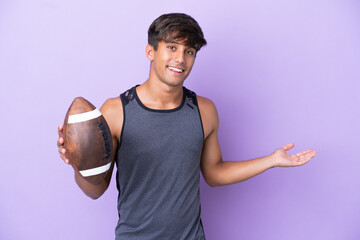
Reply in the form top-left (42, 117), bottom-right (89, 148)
top-left (123, 107), bottom-right (203, 152)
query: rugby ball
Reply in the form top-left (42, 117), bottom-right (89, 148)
top-left (63, 97), bottom-right (113, 185)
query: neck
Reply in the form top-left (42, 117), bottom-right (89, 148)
top-left (136, 79), bottom-right (184, 110)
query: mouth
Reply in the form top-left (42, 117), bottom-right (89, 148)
top-left (167, 66), bottom-right (185, 73)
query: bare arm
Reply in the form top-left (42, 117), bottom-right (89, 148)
top-left (57, 97), bottom-right (123, 199)
top-left (198, 96), bottom-right (317, 187)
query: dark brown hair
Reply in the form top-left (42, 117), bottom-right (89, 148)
top-left (148, 13), bottom-right (207, 52)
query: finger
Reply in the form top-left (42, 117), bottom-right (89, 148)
top-left (58, 148), bottom-right (70, 164)
top-left (58, 124), bottom-right (64, 137)
top-left (62, 156), bottom-right (70, 164)
top-left (62, 153), bottom-right (70, 164)
top-left (295, 149), bottom-right (312, 157)
top-left (307, 150), bottom-right (318, 158)
top-left (60, 154), bottom-right (70, 164)
top-left (296, 150), bottom-right (317, 165)
top-left (57, 137), bottom-right (64, 147)
top-left (58, 146), bottom-right (66, 154)
top-left (282, 143), bottom-right (295, 151)
top-left (301, 150), bottom-right (317, 158)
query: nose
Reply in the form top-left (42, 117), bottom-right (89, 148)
top-left (174, 50), bottom-right (185, 64)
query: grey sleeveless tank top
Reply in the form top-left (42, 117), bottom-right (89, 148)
top-left (115, 85), bottom-right (206, 240)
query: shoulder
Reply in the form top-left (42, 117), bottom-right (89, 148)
top-left (197, 95), bottom-right (218, 121)
top-left (197, 95), bottom-right (217, 111)
top-left (196, 95), bottom-right (219, 139)
top-left (100, 97), bottom-right (123, 116)
top-left (100, 97), bottom-right (123, 140)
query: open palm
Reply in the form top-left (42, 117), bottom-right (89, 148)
top-left (273, 143), bottom-right (317, 167)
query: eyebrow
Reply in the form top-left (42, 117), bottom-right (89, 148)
top-left (165, 40), bottom-right (179, 44)
top-left (164, 40), bottom-right (196, 51)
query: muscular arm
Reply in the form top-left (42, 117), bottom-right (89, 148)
top-left (58, 97), bottom-right (123, 199)
top-left (198, 96), bottom-right (317, 187)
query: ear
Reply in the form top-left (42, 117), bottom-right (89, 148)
top-left (146, 44), bottom-right (155, 61)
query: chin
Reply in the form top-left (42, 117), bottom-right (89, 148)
top-left (170, 80), bottom-right (186, 87)
top-left (162, 78), bottom-right (186, 88)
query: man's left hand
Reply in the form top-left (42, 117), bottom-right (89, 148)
top-left (272, 143), bottom-right (317, 167)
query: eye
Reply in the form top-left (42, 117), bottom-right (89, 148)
top-left (186, 50), bottom-right (195, 55)
top-left (167, 45), bottom-right (175, 50)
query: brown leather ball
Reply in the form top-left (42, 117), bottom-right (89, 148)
top-left (63, 97), bottom-right (113, 185)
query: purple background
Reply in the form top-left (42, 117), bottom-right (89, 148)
top-left (1, 0), bottom-right (359, 239)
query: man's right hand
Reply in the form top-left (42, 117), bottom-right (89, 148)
top-left (57, 124), bottom-right (70, 164)
top-left (57, 97), bottom-right (122, 199)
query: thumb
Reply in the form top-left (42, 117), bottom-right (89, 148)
top-left (282, 143), bottom-right (295, 151)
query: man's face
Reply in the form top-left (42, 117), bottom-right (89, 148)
top-left (147, 40), bottom-right (196, 87)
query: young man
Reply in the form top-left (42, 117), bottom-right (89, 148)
top-left (57, 13), bottom-right (317, 239)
